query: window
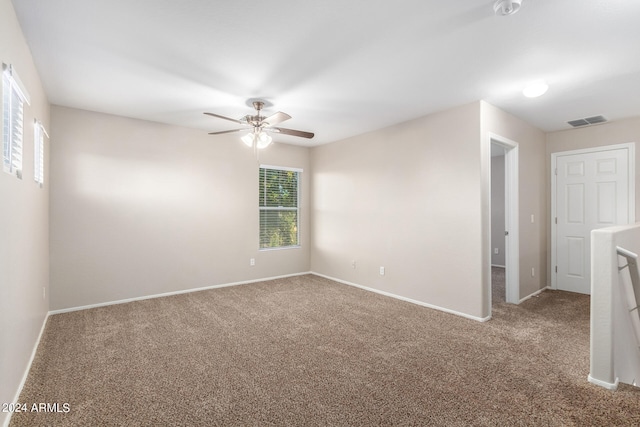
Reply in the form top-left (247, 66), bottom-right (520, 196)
top-left (2, 64), bottom-right (30, 178)
top-left (34, 119), bottom-right (47, 186)
top-left (259, 166), bottom-right (301, 249)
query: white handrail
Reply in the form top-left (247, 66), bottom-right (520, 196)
top-left (617, 246), bottom-right (640, 350)
top-left (617, 246), bottom-right (638, 263)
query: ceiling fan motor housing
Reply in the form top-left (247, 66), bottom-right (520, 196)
top-left (247, 101), bottom-right (266, 126)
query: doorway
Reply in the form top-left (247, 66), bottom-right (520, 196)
top-left (491, 145), bottom-right (507, 303)
top-left (490, 134), bottom-right (519, 305)
top-left (551, 143), bottom-right (635, 294)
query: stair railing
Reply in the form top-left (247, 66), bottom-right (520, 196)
top-left (617, 246), bottom-right (640, 350)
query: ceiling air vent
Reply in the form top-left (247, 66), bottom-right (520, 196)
top-left (567, 115), bottom-right (608, 127)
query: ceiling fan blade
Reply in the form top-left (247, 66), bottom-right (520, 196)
top-left (208, 128), bottom-right (247, 135)
top-left (204, 112), bottom-right (245, 124)
top-left (263, 111), bottom-right (291, 127)
top-left (271, 127), bottom-right (315, 139)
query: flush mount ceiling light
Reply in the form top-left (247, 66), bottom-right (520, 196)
top-left (522, 81), bottom-right (549, 98)
top-left (494, 0), bottom-right (523, 16)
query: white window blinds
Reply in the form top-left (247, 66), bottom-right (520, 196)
top-left (2, 64), bottom-right (30, 178)
top-left (34, 119), bottom-right (47, 186)
top-left (259, 166), bottom-right (301, 249)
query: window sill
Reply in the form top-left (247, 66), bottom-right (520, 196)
top-left (259, 245), bottom-right (302, 252)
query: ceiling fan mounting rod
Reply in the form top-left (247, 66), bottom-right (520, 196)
top-left (250, 101), bottom-right (265, 128)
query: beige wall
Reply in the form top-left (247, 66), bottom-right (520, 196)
top-left (310, 102), bottom-right (487, 319)
top-left (309, 101), bottom-right (547, 319)
top-left (0, 0), bottom-right (50, 424)
top-left (50, 106), bottom-right (310, 310)
top-left (51, 100), bottom-right (549, 322)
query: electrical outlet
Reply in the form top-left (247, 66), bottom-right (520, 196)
top-left (42, 286), bottom-right (46, 300)
top-left (531, 214), bottom-right (535, 223)
top-left (351, 260), bottom-right (356, 269)
top-left (494, 248), bottom-right (499, 254)
top-left (531, 267), bottom-right (535, 277)
top-left (380, 266), bottom-right (385, 276)
top-left (250, 258), bottom-right (255, 266)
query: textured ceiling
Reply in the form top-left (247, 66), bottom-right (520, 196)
top-left (11, 0), bottom-right (640, 146)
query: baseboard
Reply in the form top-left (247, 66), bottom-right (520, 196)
top-left (518, 286), bottom-right (550, 304)
top-left (49, 272), bottom-right (312, 315)
top-left (588, 374), bottom-right (619, 390)
top-left (4, 312), bottom-right (50, 427)
top-left (311, 272), bottom-right (490, 322)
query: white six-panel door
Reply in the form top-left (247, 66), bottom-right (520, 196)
top-left (554, 145), bottom-right (633, 294)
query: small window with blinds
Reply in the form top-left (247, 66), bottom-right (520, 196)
top-left (34, 119), bottom-right (47, 186)
top-left (2, 64), bottom-right (31, 179)
top-left (259, 166), bottom-right (301, 249)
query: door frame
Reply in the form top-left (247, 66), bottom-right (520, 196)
top-left (550, 142), bottom-right (636, 290)
top-left (489, 133), bottom-right (520, 304)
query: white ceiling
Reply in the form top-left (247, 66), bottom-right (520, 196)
top-left (11, 0), bottom-right (640, 146)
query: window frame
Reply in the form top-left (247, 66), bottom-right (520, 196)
top-left (2, 63), bottom-right (30, 179)
top-left (258, 165), bottom-right (302, 251)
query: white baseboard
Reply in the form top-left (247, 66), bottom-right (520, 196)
top-left (4, 312), bottom-right (50, 427)
top-left (588, 374), bottom-right (619, 390)
top-left (311, 272), bottom-right (490, 322)
top-left (49, 272), bottom-right (312, 315)
top-left (518, 286), bottom-right (550, 304)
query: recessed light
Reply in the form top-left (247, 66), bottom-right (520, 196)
top-left (523, 82), bottom-right (548, 98)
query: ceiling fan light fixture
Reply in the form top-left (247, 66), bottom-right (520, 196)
top-left (241, 129), bottom-right (272, 149)
top-left (494, 0), bottom-right (522, 16)
top-left (256, 132), bottom-right (273, 149)
top-left (241, 132), bottom-right (255, 147)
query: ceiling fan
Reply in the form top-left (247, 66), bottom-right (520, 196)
top-left (204, 101), bottom-right (314, 149)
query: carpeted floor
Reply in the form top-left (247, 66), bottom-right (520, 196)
top-left (492, 266), bottom-right (506, 304)
top-left (10, 274), bottom-right (640, 426)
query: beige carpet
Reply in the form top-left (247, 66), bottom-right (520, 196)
top-left (10, 274), bottom-right (640, 426)
top-left (492, 266), bottom-right (506, 303)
